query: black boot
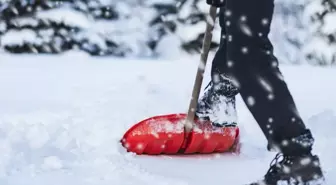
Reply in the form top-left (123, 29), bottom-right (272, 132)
top-left (249, 153), bottom-right (324, 185)
top-left (195, 74), bottom-right (238, 127)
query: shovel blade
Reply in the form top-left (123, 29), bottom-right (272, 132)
top-left (121, 113), bottom-right (239, 155)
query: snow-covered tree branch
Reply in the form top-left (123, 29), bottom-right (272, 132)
top-left (0, 0), bottom-right (335, 65)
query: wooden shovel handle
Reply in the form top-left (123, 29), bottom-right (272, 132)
top-left (185, 6), bottom-right (218, 132)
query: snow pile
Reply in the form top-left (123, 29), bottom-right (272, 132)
top-left (0, 54), bottom-right (335, 185)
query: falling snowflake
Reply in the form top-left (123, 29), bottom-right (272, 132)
top-left (261, 18), bottom-right (269, 25)
top-left (227, 60), bottom-right (233, 67)
top-left (291, 117), bottom-right (296, 122)
top-left (225, 10), bottom-right (232, 17)
top-left (241, 47), bottom-right (248, 54)
top-left (228, 35), bottom-right (233, 42)
top-left (258, 77), bottom-right (273, 93)
top-left (271, 61), bottom-right (278, 68)
top-left (268, 94), bottom-right (274, 100)
top-left (266, 50), bottom-right (271, 55)
top-left (282, 140), bottom-right (289, 146)
top-left (36, 6), bottom-right (42, 11)
top-left (266, 124), bottom-right (271, 128)
top-left (268, 117), bottom-right (274, 123)
top-left (247, 96), bottom-right (255, 106)
top-left (137, 143), bottom-right (144, 150)
top-left (226, 21), bottom-right (231, 27)
top-left (27, 6), bottom-right (32, 12)
top-left (258, 32), bottom-right (263, 37)
top-left (230, 77), bottom-right (241, 89)
top-left (240, 15), bottom-right (247, 22)
top-left (240, 24), bottom-right (253, 37)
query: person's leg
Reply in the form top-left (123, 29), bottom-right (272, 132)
top-left (223, 0), bottom-right (312, 155)
top-left (211, 7), bottom-right (228, 79)
top-left (196, 6), bottom-right (239, 126)
top-left (220, 0), bottom-right (324, 184)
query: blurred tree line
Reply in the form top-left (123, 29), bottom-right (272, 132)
top-left (0, 0), bottom-right (335, 65)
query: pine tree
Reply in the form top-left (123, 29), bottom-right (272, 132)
top-left (303, 0), bottom-right (336, 65)
top-left (0, 0), bottom-right (219, 57)
top-left (0, 0), bottom-right (125, 56)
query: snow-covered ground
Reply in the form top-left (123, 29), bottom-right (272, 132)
top-left (0, 53), bottom-right (335, 185)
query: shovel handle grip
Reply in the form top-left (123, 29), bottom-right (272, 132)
top-left (185, 6), bottom-right (218, 132)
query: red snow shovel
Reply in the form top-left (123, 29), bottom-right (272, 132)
top-left (121, 6), bottom-right (240, 155)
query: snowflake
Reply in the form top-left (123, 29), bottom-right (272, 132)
top-left (230, 77), bottom-right (241, 89)
top-left (247, 96), bottom-right (255, 106)
top-left (226, 21), bottom-right (231, 27)
top-left (291, 117), bottom-right (296, 122)
top-left (266, 124), bottom-right (271, 128)
top-left (241, 47), bottom-right (248, 54)
top-left (26, 6), bottom-right (32, 12)
top-left (261, 18), bottom-right (269, 25)
top-left (271, 61), bottom-right (278, 68)
top-left (268, 94), bottom-right (274, 100)
top-left (225, 10), bottom-right (232, 17)
top-left (258, 77), bottom-right (273, 93)
top-left (36, 6), bottom-right (42, 11)
top-left (137, 143), bottom-right (144, 150)
top-left (268, 117), bottom-right (274, 123)
top-left (227, 60), bottom-right (233, 67)
top-left (258, 32), bottom-right (263, 37)
top-left (240, 24), bottom-right (252, 37)
top-left (282, 140), bottom-right (289, 146)
top-left (228, 35), bottom-right (233, 42)
top-left (240, 15), bottom-right (247, 22)
top-left (266, 50), bottom-right (271, 55)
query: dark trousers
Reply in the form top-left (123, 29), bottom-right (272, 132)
top-left (212, 0), bottom-right (313, 155)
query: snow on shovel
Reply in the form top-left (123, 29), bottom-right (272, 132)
top-left (121, 6), bottom-right (240, 155)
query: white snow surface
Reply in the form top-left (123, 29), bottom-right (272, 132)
top-left (0, 53), bottom-right (335, 185)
